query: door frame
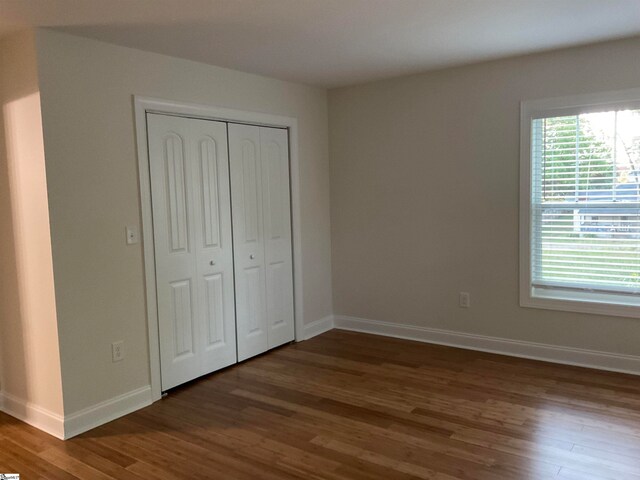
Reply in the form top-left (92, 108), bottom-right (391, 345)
top-left (133, 96), bottom-right (305, 401)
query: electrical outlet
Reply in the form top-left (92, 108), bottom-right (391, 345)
top-left (459, 292), bottom-right (470, 308)
top-left (112, 341), bottom-right (125, 362)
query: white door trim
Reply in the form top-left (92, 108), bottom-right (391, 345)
top-left (133, 96), bottom-right (305, 401)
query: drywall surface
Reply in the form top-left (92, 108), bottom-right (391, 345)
top-left (329, 37), bottom-right (640, 356)
top-left (0, 31), bottom-right (64, 416)
top-left (35, 29), bottom-right (332, 414)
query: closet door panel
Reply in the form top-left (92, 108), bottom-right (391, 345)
top-left (260, 127), bottom-right (295, 348)
top-left (149, 117), bottom-right (199, 390)
top-left (190, 120), bottom-right (237, 373)
top-left (228, 124), bottom-right (268, 361)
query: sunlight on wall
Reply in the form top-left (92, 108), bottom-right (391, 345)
top-left (1, 90), bottom-right (64, 417)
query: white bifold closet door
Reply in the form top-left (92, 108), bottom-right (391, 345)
top-left (148, 114), bottom-right (237, 390)
top-left (228, 124), bottom-right (295, 361)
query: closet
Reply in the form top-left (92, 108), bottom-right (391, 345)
top-left (147, 114), bottom-right (294, 391)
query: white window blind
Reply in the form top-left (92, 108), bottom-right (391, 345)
top-left (530, 109), bottom-right (640, 296)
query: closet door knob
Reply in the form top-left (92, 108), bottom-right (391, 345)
top-left (249, 254), bottom-right (255, 260)
top-left (209, 260), bottom-right (216, 266)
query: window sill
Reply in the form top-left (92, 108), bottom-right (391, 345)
top-left (521, 287), bottom-right (640, 319)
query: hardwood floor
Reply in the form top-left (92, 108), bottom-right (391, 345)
top-left (2, 330), bottom-right (640, 479)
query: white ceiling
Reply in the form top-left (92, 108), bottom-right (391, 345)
top-left (2, 0), bottom-right (640, 87)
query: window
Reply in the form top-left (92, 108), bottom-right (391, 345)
top-left (520, 89), bottom-right (640, 318)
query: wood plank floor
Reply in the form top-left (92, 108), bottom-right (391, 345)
top-left (2, 330), bottom-right (640, 479)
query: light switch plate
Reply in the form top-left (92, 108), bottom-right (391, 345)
top-left (126, 226), bottom-right (139, 245)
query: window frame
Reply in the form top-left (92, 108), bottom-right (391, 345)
top-left (520, 88), bottom-right (640, 319)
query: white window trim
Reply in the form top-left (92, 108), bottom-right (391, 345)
top-left (520, 88), bottom-right (640, 319)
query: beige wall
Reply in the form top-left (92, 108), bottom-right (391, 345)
top-left (35, 29), bottom-right (332, 414)
top-left (329, 37), bottom-right (640, 356)
top-left (0, 31), bottom-right (64, 416)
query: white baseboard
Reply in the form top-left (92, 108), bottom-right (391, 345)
top-left (334, 315), bottom-right (640, 376)
top-left (6, 314), bottom-right (637, 440)
top-left (64, 385), bottom-right (152, 439)
top-left (0, 391), bottom-right (65, 439)
top-left (303, 315), bottom-right (335, 340)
